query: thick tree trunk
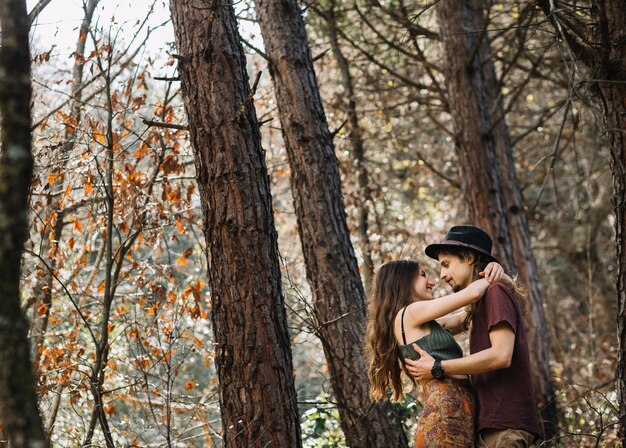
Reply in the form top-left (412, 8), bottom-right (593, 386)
top-left (436, 0), bottom-right (558, 438)
top-left (169, 1), bottom-right (302, 447)
top-left (476, 4), bottom-right (559, 437)
top-left (0, 1), bottom-right (49, 447)
top-left (253, 1), bottom-right (407, 446)
top-left (602, 79), bottom-right (626, 445)
top-left (537, 0), bottom-right (626, 440)
top-left (594, 2), bottom-right (626, 439)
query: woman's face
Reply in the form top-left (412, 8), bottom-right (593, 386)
top-left (412, 268), bottom-right (435, 300)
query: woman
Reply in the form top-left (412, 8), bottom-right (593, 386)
top-left (366, 259), bottom-right (503, 447)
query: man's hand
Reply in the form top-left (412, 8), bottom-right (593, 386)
top-left (404, 344), bottom-right (435, 382)
top-left (481, 262), bottom-right (503, 283)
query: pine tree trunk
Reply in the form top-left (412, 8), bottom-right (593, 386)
top-left (169, 1), bottom-right (302, 446)
top-left (320, 2), bottom-right (375, 293)
top-left (436, 0), bottom-right (558, 438)
top-left (607, 93), bottom-right (626, 445)
top-left (603, 79), bottom-right (626, 445)
top-left (594, 2), bottom-right (626, 439)
top-left (253, 0), bottom-right (408, 446)
top-left (537, 0), bottom-right (626, 439)
top-left (0, 0), bottom-right (49, 447)
top-left (476, 3), bottom-right (559, 436)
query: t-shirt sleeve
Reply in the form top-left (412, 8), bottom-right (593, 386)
top-left (484, 284), bottom-right (518, 334)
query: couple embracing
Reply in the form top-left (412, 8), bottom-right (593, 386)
top-left (366, 225), bottom-right (540, 447)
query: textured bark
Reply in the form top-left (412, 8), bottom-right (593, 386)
top-left (436, 0), bottom-right (557, 438)
top-left (602, 78), bottom-right (626, 445)
top-left (593, 2), bottom-right (626, 440)
top-left (537, 0), bottom-right (626, 440)
top-left (169, 1), bottom-right (302, 446)
top-left (0, 0), bottom-right (49, 447)
top-left (319, 2), bottom-right (375, 293)
top-left (254, 1), bottom-right (408, 446)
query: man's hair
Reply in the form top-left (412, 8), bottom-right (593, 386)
top-left (437, 248), bottom-right (526, 329)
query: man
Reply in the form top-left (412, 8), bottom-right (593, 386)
top-left (405, 225), bottom-right (540, 447)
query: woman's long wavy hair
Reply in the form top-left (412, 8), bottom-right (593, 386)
top-left (437, 249), bottom-right (526, 329)
top-left (366, 259), bottom-right (421, 402)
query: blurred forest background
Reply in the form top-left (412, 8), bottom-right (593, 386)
top-left (0, 0), bottom-right (625, 446)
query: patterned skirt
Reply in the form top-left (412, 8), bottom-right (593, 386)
top-left (414, 378), bottom-right (475, 448)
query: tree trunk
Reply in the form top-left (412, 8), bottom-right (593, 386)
top-left (436, 0), bottom-right (558, 438)
top-left (169, 1), bottom-right (302, 447)
top-left (0, 0), bottom-right (49, 447)
top-left (476, 5), bottom-right (559, 437)
top-left (318, 1), bottom-right (375, 293)
top-left (593, 4), bottom-right (626, 440)
top-left (593, 4), bottom-right (626, 441)
top-left (253, 1), bottom-right (408, 446)
top-left (605, 79), bottom-right (626, 445)
top-left (537, 0), bottom-right (626, 440)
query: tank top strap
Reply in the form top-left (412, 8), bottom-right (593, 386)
top-left (400, 306), bottom-right (408, 345)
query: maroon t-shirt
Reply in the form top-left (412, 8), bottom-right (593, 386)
top-left (470, 283), bottom-right (541, 437)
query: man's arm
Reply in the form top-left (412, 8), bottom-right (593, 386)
top-left (405, 323), bottom-right (515, 381)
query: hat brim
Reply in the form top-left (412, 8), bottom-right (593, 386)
top-left (425, 241), bottom-right (499, 264)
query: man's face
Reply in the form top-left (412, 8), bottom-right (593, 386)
top-left (437, 253), bottom-right (473, 291)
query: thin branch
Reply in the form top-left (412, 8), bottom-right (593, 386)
top-left (154, 76), bottom-right (180, 81)
top-left (240, 36), bottom-right (268, 60)
top-left (312, 47), bottom-right (330, 62)
top-left (28, 0), bottom-right (53, 27)
top-left (142, 118), bottom-right (189, 131)
top-left (330, 119), bottom-right (348, 138)
top-left (23, 250), bottom-right (98, 347)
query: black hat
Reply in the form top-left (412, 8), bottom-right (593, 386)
top-left (425, 225), bottom-right (499, 263)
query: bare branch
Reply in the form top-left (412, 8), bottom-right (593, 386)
top-left (28, 0), bottom-right (53, 27)
top-left (142, 118), bottom-right (189, 131)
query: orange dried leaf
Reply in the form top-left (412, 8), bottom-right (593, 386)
top-left (37, 303), bottom-right (48, 317)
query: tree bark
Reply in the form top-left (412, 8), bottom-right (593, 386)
top-left (537, 0), bottom-right (626, 440)
top-left (317, 1), bottom-right (375, 293)
top-left (435, 0), bottom-right (558, 438)
top-left (590, 4), bottom-right (626, 440)
top-left (169, 1), bottom-right (302, 446)
top-left (0, 0), bottom-right (49, 447)
top-left (601, 78), bottom-right (626, 448)
top-left (253, 1), bottom-right (408, 446)
top-left (592, 4), bottom-right (626, 441)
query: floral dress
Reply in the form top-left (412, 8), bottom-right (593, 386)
top-left (397, 313), bottom-right (475, 447)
